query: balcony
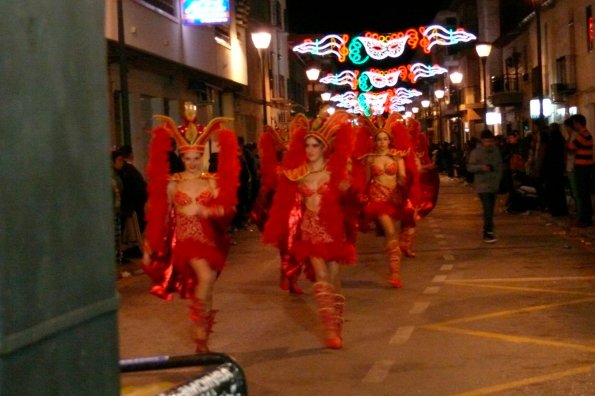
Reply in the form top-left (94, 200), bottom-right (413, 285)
top-left (490, 74), bottom-right (523, 107)
top-left (551, 83), bottom-right (577, 103)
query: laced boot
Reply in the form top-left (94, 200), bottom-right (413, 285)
top-left (188, 298), bottom-right (217, 353)
top-left (287, 269), bottom-right (304, 295)
top-left (385, 239), bottom-right (403, 288)
top-left (334, 293), bottom-right (345, 341)
top-left (280, 256), bottom-right (304, 294)
top-left (399, 227), bottom-right (416, 258)
top-left (313, 282), bottom-right (342, 349)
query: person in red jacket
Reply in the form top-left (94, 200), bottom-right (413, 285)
top-left (142, 104), bottom-right (240, 353)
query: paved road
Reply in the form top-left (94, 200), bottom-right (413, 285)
top-left (118, 176), bottom-right (595, 395)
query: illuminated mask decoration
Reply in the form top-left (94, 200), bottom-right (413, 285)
top-left (320, 63), bottom-right (446, 92)
top-left (292, 25), bottom-right (477, 64)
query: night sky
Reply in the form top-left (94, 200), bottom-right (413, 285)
top-left (286, 0), bottom-right (452, 35)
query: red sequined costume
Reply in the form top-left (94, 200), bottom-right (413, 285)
top-left (262, 111), bottom-right (355, 349)
top-left (263, 118), bottom-right (356, 267)
top-left (351, 114), bottom-right (411, 287)
top-left (143, 118), bottom-right (240, 301)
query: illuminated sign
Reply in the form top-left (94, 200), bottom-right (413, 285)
top-left (181, 0), bottom-right (230, 25)
top-left (293, 25), bottom-right (477, 64)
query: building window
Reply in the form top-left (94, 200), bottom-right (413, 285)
top-left (134, 0), bottom-right (177, 18)
top-left (587, 6), bottom-right (593, 52)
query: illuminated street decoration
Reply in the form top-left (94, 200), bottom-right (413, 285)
top-left (359, 68), bottom-right (402, 90)
top-left (422, 24), bottom-right (476, 51)
top-left (293, 25), bottom-right (476, 64)
top-left (408, 63), bottom-right (448, 82)
top-left (319, 63), bottom-right (446, 91)
top-left (292, 34), bottom-right (349, 62)
top-left (329, 88), bottom-right (422, 116)
top-left (390, 87), bottom-right (423, 105)
top-left (319, 70), bottom-right (359, 89)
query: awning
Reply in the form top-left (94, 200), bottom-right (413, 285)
top-left (465, 108), bottom-right (482, 121)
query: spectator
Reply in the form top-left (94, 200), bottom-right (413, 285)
top-left (111, 150), bottom-right (125, 267)
top-left (541, 123), bottom-right (568, 216)
top-left (117, 145), bottom-right (148, 234)
top-left (466, 130), bottom-right (503, 243)
top-left (567, 114), bottom-right (593, 227)
top-left (563, 117), bottom-right (579, 212)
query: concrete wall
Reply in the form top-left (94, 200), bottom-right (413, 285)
top-left (0, 1), bottom-right (119, 395)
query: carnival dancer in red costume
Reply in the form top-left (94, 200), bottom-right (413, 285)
top-left (397, 118), bottom-right (440, 257)
top-left (142, 103), bottom-right (240, 353)
top-left (251, 116), bottom-right (315, 294)
top-left (352, 113), bottom-right (408, 288)
top-left (393, 118), bottom-right (421, 258)
top-left (263, 110), bottom-right (355, 349)
top-left (414, 123), bottom-right (440, 220)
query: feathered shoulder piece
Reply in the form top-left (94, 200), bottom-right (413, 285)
top-left (258, 126), bottom-right (281, 192)
top-left (211, 128), bottom-right (240, 210)
top-left (145, 125), bottom-right (172, 254)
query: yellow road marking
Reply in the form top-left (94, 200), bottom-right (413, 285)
top-left (452, 363), bottom-right (595, 396)
top-left (425, 297), bottom-right (595, 326)
top-left (446, 280), bottom-right (595, 297)
top-left (422, 324), bottom-right (595, 353)
top-left (444, 276), bottom-right (595, 283)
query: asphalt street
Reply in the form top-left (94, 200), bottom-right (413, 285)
top-left (118, 176), bottom-right (595, 395)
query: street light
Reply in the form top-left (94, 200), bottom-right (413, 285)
top-left (449, 71), bottom-right (464, 149)
top-left (251, 31), bottom-right (272, 127)
top-left (421, 99), bottom-right (431, 132)
top-left (434, 89), bottom-right (445, 142)
top-left (306, 65), bottom-right (321, 115)
top-left (475, 42), bottom-right (492, 126)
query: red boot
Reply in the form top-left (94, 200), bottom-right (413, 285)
top-left (334, 293), bottom-right (345, 341)
top-left (399, 227), bottom-right (416, 258)
top-left (386, 239), bottom-right (403, 288)
top-left (188, 299), bottom-right (217, 353)
top-left (313, 282), bottom-right (342, 349)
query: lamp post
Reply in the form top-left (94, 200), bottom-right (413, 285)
top-left (421, 99), bottom-right (431, 134)
top-left (434, 89), bottom-right (445, 143)
top-left (306, 65), bottom-right (321, 116)
top-left (533, 0), bottom-right (545, 126)
top-left (449, 71), bottom-right (463, 149)
top-left (251, 31), bottom-right (272, 127)
top-left (475, 42), bottom-right (492, 127)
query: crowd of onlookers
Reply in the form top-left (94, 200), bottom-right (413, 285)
top-left (430, 114), bottom-right (594, 228)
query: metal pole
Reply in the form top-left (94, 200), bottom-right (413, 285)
top-left (535, 0), bottom-right (544, 125)
top-left (482, 57), bottom-right (488, 126)
top-left (438, 100), bottom-right (443, 142)
top-left (117, 0), bottom-right (131, 145)
top-left (259, 49), bottom-right (268, 127)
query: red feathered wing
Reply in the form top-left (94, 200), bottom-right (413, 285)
top-left (144, 125), bottom-right (172, 254)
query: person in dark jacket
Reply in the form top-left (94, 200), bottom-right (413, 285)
top-left (467, 130), bottom-right (503, 243)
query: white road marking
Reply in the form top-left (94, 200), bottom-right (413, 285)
top-left (390, 326), bottom-right (415, 344)
top-left (435, 234), bottom-right (446, 239)
top-left (424, 286), bottom-right (441, 294)
top-left (362, 360), bottom-right (395, 383)
top-left (441, 264), bottom-right (454, 271)
top-left (433, 275), bottom-right (448, 283)
top-left (409, 302), bottom-right (430, 314)
top-left (443, 254), bottom-right (455, 261)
